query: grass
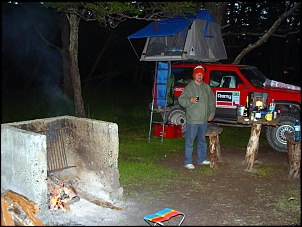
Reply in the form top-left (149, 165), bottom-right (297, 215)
top-left (1, 85), bottom-right (266, 189)
top-left (3, 85), bottom-right (300, 224)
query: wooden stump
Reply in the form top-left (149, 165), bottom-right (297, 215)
top-left (209, 135), bottom-right (219, 169)
top-left (206, 125), bottom-right (223, 169)
top-left (245, 123), bottom-right (262, 172)
top-left (285, 132), bottom-right (301, 179)
top-left (216, 135), bottom-right (222, 162)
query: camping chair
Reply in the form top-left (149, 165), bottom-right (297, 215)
top-left (143, 208), bottom-right (185, 226)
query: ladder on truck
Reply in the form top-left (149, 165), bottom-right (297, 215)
top-left (148, 61), bottom-right (171, 143)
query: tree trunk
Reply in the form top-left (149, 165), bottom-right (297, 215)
top-left (61, 12), bottom-right (73, 99)
top-left (69, 13), bottom-right (86, 117)
top-left (204, 2), bottom-right (228, 25)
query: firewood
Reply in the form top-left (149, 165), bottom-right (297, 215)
top-left (62, 203), bottom-right (70, 212)
top-left (1, 197), bottom-right (15, 226)
top-left (48, 174), bottom-right (78, 210)
top-left (8, 202), bottom-right (34, 226)
top-left (75, 188), bottom-right (123, 210)
top-left (5, 190), bottom-right (39, 214)
top-left (4, 190), bottom-right (44, 226)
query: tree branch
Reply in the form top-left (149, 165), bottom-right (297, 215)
top-left (233, 2), bottom-right (300, 64)
top-left (223, 30), bottom-right (300, 38)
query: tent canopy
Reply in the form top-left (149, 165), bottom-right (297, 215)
top-left (128, 10), bottom-right (227, 62)
top-left (128, 15), bottom-right (193, 39)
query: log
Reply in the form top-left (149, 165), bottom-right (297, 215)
top-left (205, 125), bottom-right (223, 136)
top-left (1, 197), bottom-right (15, 226)
top-left (285, 132), bottom-right (301, 179)
top-left (216, 135), bottom-right (222, 162)
top-left (3, 190), bottom-right (44, 226)
top-left (209, 135), bottom-right (219, 169)
top-left (73, 188), bottom-right (123, 210)
top-left (245, 123), bottom-right (262, 172)
top-left (7, 202), bottom-right (34, 226)
top-left (206, 125), bottom-right (223, 169)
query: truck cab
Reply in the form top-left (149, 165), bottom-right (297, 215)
top-left (155, 62), bottom-right (301, 153)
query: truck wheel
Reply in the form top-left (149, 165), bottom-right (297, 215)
top-left (265, 115), bottom-right (296, 153)
top-left (166, 107), bottom-right (186, 134)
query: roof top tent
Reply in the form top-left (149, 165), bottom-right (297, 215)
top-left (128, 10), bottom-right (228, 142)
top-left (127, 10), bottom-right (227, 62)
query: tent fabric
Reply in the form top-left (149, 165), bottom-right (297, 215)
top-left (183, 17), bottom-right (227, 60)
top-left (127, 16), bottom-right (192, 38)
top-left (128, 10), bottom-right (227, 62)
top-left (127, 11), bottom-right (215, 39)
top-left (194, 10), bottom-right (218, 22)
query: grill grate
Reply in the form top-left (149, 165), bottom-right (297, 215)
top-left (40, 127), bottom-right (75, 173)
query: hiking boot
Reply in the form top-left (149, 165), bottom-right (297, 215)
top-left (184, 164), bottom-right (195, 170)
top-left (198, 160), bottom-right (211, 165)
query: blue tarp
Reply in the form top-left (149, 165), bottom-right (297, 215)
top-left (128, 10), bottom-right (217, 39)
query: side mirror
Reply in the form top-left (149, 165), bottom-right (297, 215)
top-left (237, 84), bottom-right (246, 89)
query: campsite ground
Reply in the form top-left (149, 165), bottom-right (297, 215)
top-left (43, 143), bottom-right (301, 226)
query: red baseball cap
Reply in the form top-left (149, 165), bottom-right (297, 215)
top-left (192, 65), bottom-right (205, 77)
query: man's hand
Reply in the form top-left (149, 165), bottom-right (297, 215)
top-left (191, 97), bottom-right (198, 104)
top-left (208, 117), bottom-right (213, 121)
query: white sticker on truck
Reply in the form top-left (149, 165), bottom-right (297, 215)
top-left (216, 91), bottom-right (240, 109)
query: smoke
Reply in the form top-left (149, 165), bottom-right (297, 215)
top-left (2, 2), bottom-right (74, 116)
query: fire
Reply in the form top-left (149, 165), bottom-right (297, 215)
top-left (48, 178), bottom-right (77, 211)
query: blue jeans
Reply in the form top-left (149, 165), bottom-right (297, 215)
top-left (184, 123), bottom-right (208, 165)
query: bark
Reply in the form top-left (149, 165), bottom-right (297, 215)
top-left (245, 123), bottom-right (262, 172)
top-left (69, 13), bottom-right (86, 117)
top-left (1, 197), bottom-right (15, 226)
top-left (204, 2), bottom-right (228, 25)
top-left (287, 141), bottom-right (301, 179)
top-left (205, 125), bottom-right (223, 169)
top-left (285, 132), bottom-right (301, 179)
top-left (1, 190), bottom-right (44, 226)
top-left (61, 12), bottom-right (73, 99)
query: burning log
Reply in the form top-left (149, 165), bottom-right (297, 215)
top-left (1, 190), bottom-right (44, 226)
top-left (47, 174), bottom-right (122, 211)
top-left (74, 188), bottom-right (123, 210)
top-left (47, 174), bottom-right (79, 211)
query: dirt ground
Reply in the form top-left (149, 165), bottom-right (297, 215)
top-left (41, 143), bottom-right (300, 226)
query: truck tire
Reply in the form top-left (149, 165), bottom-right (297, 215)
top-left (166, 107), bottom-right (186, 134)
top-left (265, 115), bottom-right (296, 153)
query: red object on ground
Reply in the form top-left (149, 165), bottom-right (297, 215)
top-left (154, 124), bottom-right (182, 138)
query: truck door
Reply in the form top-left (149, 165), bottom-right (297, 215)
top-left (207, 70), bottom-right (247, 120)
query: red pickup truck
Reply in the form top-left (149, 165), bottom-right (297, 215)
top-left (153, 62), bottom-right (301, 153)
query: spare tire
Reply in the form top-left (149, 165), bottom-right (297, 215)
top-left (166, 106), bottom-right (186, 134)
top-left (266, 115), bottom-right (296, 153)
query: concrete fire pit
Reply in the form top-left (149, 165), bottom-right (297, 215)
top-left (1, 116), bottom-right (123, 215)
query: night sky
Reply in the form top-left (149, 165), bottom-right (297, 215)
top-left (2, 2), bottom-right (301, 95)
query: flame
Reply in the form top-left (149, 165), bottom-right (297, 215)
top-left (49, 185), bottom-right (77, 211)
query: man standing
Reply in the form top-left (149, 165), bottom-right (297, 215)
top-left (178, 65), bottom-right (216, 170)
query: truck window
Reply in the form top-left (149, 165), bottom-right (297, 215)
top-left (209, 71), bottom-right (243, 88)
top-left (172, 68), bottom-right (194, 86)
top-left (240, 67), bottom-right (267, 87)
